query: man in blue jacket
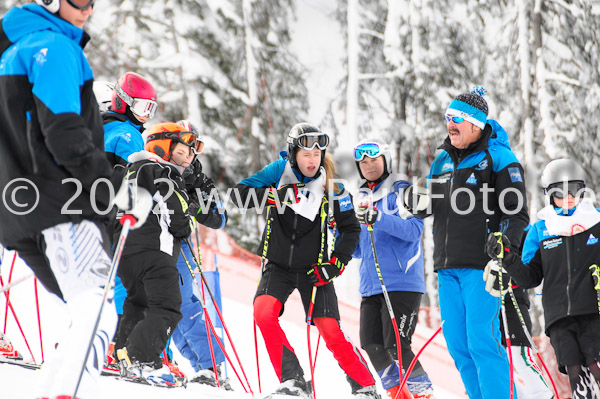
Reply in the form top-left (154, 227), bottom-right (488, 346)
top-left (425, 87), bottom-right (529, 399)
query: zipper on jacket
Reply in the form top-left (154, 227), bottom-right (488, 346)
top-left (566, 237), bottom-right (572, 315)
top-left (287, 212), bottom-right (299, 268)
top-left (25, 110), bottom-right (38, 174)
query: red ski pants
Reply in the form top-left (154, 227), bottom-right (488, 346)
top-left (254, 294), bottom-right (374, 387)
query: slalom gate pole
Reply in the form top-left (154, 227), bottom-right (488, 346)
top-left (398, 324), bottom-right (443, 393)
top-left (306, 286), bottom-right (317, 399)
top-left (0, 274), bottom-right (36, 362)
top-left (494, 232), bottom-right (514, 399)
top-left (0, 273), bottom-right (34, 295)
top-left (3, 251), bottom-right (17, 333)
top-left (180, 247), bottom-right (219, 388)
top-left (73, 215), bottom-right (134, 399)
top-left (367, 226), bottom-right (411, 399)
top-left (34, 278), bottom-right (44, 362)
top-left (506, 287), bottom-right (561, 399)
top-left (183, 237), bottom-right (254, 394)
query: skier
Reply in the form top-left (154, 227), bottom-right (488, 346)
top-left (352, 138), bottom-right (432, 399)
top-left (170, 119), bottom-right (231, 389)
top-left (486, 158), bottom-right (600, 398)
top-left (113, 122), bottom-right (196, 387)
top-left (0, 1), bottom-right (150, 398)
top-left (233, 123), bottom-right (380, 398)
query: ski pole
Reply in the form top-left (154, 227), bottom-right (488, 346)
top-left (307, 286), bottom-right (317, 399)
top-left (0, 274), bottom-right (37, 363)
top-left (180, 247), bottom-right (219, 388)
top-left (3, 251), bottom-right (17, 333)
top-left (494, 232), bottom-right (514, 399)
top-left (73, 215), bottom-right (134, 399)
top-left (398, 324), bottom-right (444, 393)
top-left (183, 237), bottom-right (254, 395)
top-left (506, 287), bottom-right (561, 399)
top-left (34, 278), bottom-right (44, 362)
top-left (0, 273), bottom-right (34, 295)
top-left (367, 225), bottom-right (412, 399)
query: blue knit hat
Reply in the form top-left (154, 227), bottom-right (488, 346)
top-left (445, 85), bottom-right (488, 129)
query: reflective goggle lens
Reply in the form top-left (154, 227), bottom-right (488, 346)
top-left (130, 98), bottom-right (158, 119)
top-left (297, 134), bottom-right (329, 150)
top-left (445, 115), bottom-right (465, 124)
top-left (353, 143), bottom-right (381, 161)
top-left (66, 0), bottom-right (95, 10)
top-left (547, 181), bottom-right (585, 199)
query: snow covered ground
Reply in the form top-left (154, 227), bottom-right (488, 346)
top-left (0, 247), bottom-right (465, 399)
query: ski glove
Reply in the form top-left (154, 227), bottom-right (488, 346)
top-left (267, 183), bottom-right (305, 206)
top-left (113, 180), bottom-right (153, 229)
top-left (402, 177), bottom-right (431, 213)
top-left (356, 204), bottom-right (379, 225)
top-left (483, 259), bottom-right (511, 297)
top-left (485, 232), bottom-right (515, 265)
top-left (307, 256), bottom-right (345, 287)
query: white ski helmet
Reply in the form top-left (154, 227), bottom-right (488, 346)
top-left (93, 81), bottom-right (115, 112)
top-left (353, 138), bottom-right (392, 180)
top-left (286, 123), bottom-right (329, 172)
top-left (541, 158), bottom-right (586, 202)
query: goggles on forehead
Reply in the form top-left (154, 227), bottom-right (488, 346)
top-left (114, 84), bottom-right (158, 119)
top-left (67, 0), bottom-right (95, 10)
top-left (353, 142), bottom-right (386, 161)
top-left (546, 181), bottom-right (585, 199)
top-left (296, 133), bottom-right (329, 150)
top-left (147, 131), bottom-right (201, 152)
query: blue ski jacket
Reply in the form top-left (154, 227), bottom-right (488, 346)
top-left (103, 111), bottom-right (144, 167)
top-left (353, 179), bottom-right (425, 297)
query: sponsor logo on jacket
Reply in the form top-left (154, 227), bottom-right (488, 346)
top-left (543, 237), bottom-right (563, 250)
top-left (508, 167), bottom-right (523, 183)
top-left (475, 159), bottom-right (488, 171)
top-left (587, 234), bottom-right (598, 246)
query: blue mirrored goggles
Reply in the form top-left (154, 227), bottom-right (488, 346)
top-left (353, 142), bottom-right (382, 161)
top-left (296, 133), bottom-right (329, 150)
top-left (445, 115), bottom-right (467, 124)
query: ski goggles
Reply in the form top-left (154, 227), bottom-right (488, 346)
top-left (114, 84), bottom-right (158, 118)
top-left (546, 181), bottom-right (585, 199)
top-left (444, 114), bottom-right (471, 124)
top-left (147, 131), bottom-right (201, 151)
top-left (67, 0), bottom-right (95, 10)
top-left (353, 142), bottom-right (386, 161)
top-left (296, 133), bottom-right (329, 150)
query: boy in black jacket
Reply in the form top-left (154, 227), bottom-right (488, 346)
top-left (114, 122), bottom-right (197, 387)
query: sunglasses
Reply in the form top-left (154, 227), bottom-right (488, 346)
top-left (445, 115), bottom-right (467, 124)
top-left (546, 181), bottom-right (585, 199)
top-left (67, 0), bottom-right (95, 10)
top-left (353, 142), bottom-right (385, 161)
top-left (296, 133), bottom-right (329, 150)
top-left (114, 84), bottom-right (158, 119)
top-left (147, 131), bottom-right (202, 152)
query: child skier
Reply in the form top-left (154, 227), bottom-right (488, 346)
top-left (233, 123), bottom-right (380, 398)
top-left (486, 158), bottom-right (600, 398)
top-left (113, 122), bottom-right (197, 387)
top-left (352, 138), bottom-right (432, 399)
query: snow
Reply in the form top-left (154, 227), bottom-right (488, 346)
top-left (0, 248), bottom-right (465, 399)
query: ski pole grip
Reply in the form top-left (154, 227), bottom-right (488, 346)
top-left (494, 232), bottom-right (504, 259)
top-left (120, 214), bottom-right (137, 227)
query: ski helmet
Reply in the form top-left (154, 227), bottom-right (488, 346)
top-left (286, 123), bottom-right (329, 171)
top-left (541, 158), bottom-right (586, 202)
top-left (352, 138), bottom-right (392, 180)
top-left (143, 122), bottom-right (199, 162)
top-left (93, 81), bottom-right (115, 112)
top-left (35, 0), bottom-right (95, 13)
top-left (176, 120), bottom-right (204, 153)
top-left (112, 72), bottom-right (157, 118)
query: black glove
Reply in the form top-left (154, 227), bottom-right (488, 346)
top-left (485, 232), bottom-right (515, 264)
top-left (267, 183), bottom-right (305, 205)
top-left (356, 204), bottom-right (379, 225)
top-left (483, 259), bottom-right (511, 297)
top-left (307, 256), bottom-right (345, 286)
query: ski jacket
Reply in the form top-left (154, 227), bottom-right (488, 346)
top-left (115, 151), bottom-right (192, 257)
top-left (0, 5), bottom-right (115, 247)
top-left (353, 177), bottom-right (425, 297)
top-left (505, 205), bottom-right (600, 333)
top-left (103, 111), bottom-right (144, 167)
top-left (427, 120), bottom-right (529, 271)
top-left (234, 151), bottom-right (360, 271)
top-left (184, 160), bottom-right (227, 230)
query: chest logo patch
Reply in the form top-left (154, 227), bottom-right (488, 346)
top-left (587, 234), bottom-right (598, 246)
top-left (466, 173), bottom-right (477, 185)
top-left (475, 159), bottom-right (488, 171)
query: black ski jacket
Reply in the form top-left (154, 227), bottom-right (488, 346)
top-left (0, 5), bottom-right (116, 247)
top-left (115, 153), bottom-right (192, 257)
top-left (427, 120), bottom-right (529, 271)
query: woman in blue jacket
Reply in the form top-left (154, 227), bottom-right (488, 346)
top-left (353, 138), bottom-right (433, 399)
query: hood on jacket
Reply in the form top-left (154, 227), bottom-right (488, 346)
top-left (487, 119), bottom-right (512, 152)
